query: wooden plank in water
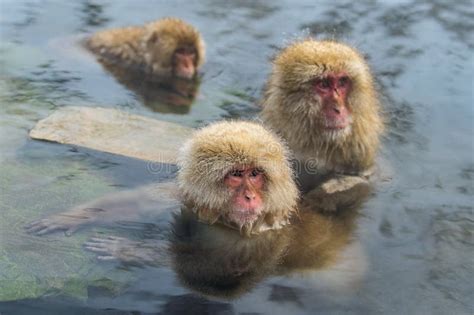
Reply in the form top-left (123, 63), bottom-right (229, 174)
top-left (29, 106), bottom-right (193, 164)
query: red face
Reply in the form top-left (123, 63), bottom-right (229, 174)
top-left (224, 166), bottom-right (265, 225)
top-left (314, 72), bottom-right (352, 130)
top-left (173, 47), bottom-right (197, 79)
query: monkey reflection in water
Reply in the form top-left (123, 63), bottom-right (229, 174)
top-left (97, 64), bottom-right (200, 114)
top-left (84, 17), bottom-right (205, 114)
top-left (26, 121), bottom-right (370, 298)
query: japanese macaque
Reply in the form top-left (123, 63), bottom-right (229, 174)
top-left (85, 17), bottom-right (205, 80)
top-left (74, 121), bottom-right (367, 298)
top-left (170, 123), bottom-right (368, 296)
top-left (260, 39), bottom-right (384, 193)
top-left (176, 121), bottom-right (299, 235)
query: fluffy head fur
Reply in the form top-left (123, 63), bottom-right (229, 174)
top-left (261, 39), bottom-right (384, 174)
top-left (86, 17), bottom-right (205, 77)
top-left (142, 18), bottom-right (205, 75)
top-left (177, 121), bottom-right (299, 235)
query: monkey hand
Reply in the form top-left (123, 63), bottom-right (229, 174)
top-left (84, 236), bottom-right (168, 266)
top-left (304, 175), bottom-right (371, 212)
top-left (24, 207), bottom-right (101, 236)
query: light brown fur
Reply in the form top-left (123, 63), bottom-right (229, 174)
top-left (261, 39), bottom-right (384, 175)
top-left (177, 121), bottom-right (299, 235)
top-left (85, 17), bottom-right (205, 77)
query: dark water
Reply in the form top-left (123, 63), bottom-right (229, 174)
top-left (0, 0), bottom-right (473, 314)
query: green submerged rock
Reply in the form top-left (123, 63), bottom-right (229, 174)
top-left (0, 159), bottom-right (132, 301)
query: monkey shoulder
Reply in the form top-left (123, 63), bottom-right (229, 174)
top-left (301, 175), bottom-right (372, 213)
top-left (86, 26), bottom-right (146, 67)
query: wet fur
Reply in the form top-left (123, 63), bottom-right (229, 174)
top-left (85, 17), bottom-right (205, 77)
top-left (177, 121), bottom-right (299, 235)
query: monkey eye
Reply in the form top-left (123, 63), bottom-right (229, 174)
top-left (316, 78), bottom-right (331, 90)
top-left (338, 76), bottom-right (350, 87)
top-left (175, 47), bottom-right (196, 55)
top-left (250, 168), bottom-right (264, 177)
top-left (229, 169), bottom-right (244, 177)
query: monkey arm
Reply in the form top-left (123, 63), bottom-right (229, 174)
top-left (25, 181), bottom-right (180, 236)
top-left (304, 175), bottom-right (371, 212)
top-left (24, 205), bottom-right (107, 236)
top-left (84, 236), bottom-right (170, 267)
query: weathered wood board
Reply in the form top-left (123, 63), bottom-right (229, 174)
top-left (29, 106), bottom-right (193, 163)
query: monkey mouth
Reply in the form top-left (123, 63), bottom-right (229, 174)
top-left (228, 208), bottom-right (261, 225)
top-left (174, 68), bottom-right (196, 80)
top-left (319, 120), bottom-right (352, 141)
top-left (324, 124), bottom-right (348, 130)
top-left (321, 116), bottom-right (352, 131)
top-left (322, 121), bottom-right (350, 131)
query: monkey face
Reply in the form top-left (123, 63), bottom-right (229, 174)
top-left (178, 121), bottom-right (298, 235)
top-left (172, 46), bottom-right (197, 80)
top-left (312, 72), bottom-right (354, 139)
top-left (261, 40), bottom-right (383, 173)
top-left (144, 28), bottom-right (200, 79)
top-left (223, 166), bottom-right (265, 226)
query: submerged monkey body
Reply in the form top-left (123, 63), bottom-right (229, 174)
top-left (171, 207), bottom-right (291, 297)
top-left (261, 40), bottom-right (384, 176)
top-left (172, 193), bottom-right (363, 298)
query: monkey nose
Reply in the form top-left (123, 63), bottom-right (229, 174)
top-left (332, 106), bottom-right (341, 114)
top-left (183, 62), bottom-right (193, 70)
top-left (244, 191), bottom-right (256, 201)
top-left (244, 195), bottom-right (253, 201)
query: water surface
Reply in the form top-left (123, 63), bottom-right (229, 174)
top-left (0, 0), bottom-right (473, 314)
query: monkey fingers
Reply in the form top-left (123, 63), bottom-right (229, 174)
top-left (24, 217), bottom-right (81, 236)
top-left (320, 176), bottom-right (369, 194)
top-left (84, 236), bottom-right (136, 261)
top-left (85, 236), bottom-right (168, 266)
